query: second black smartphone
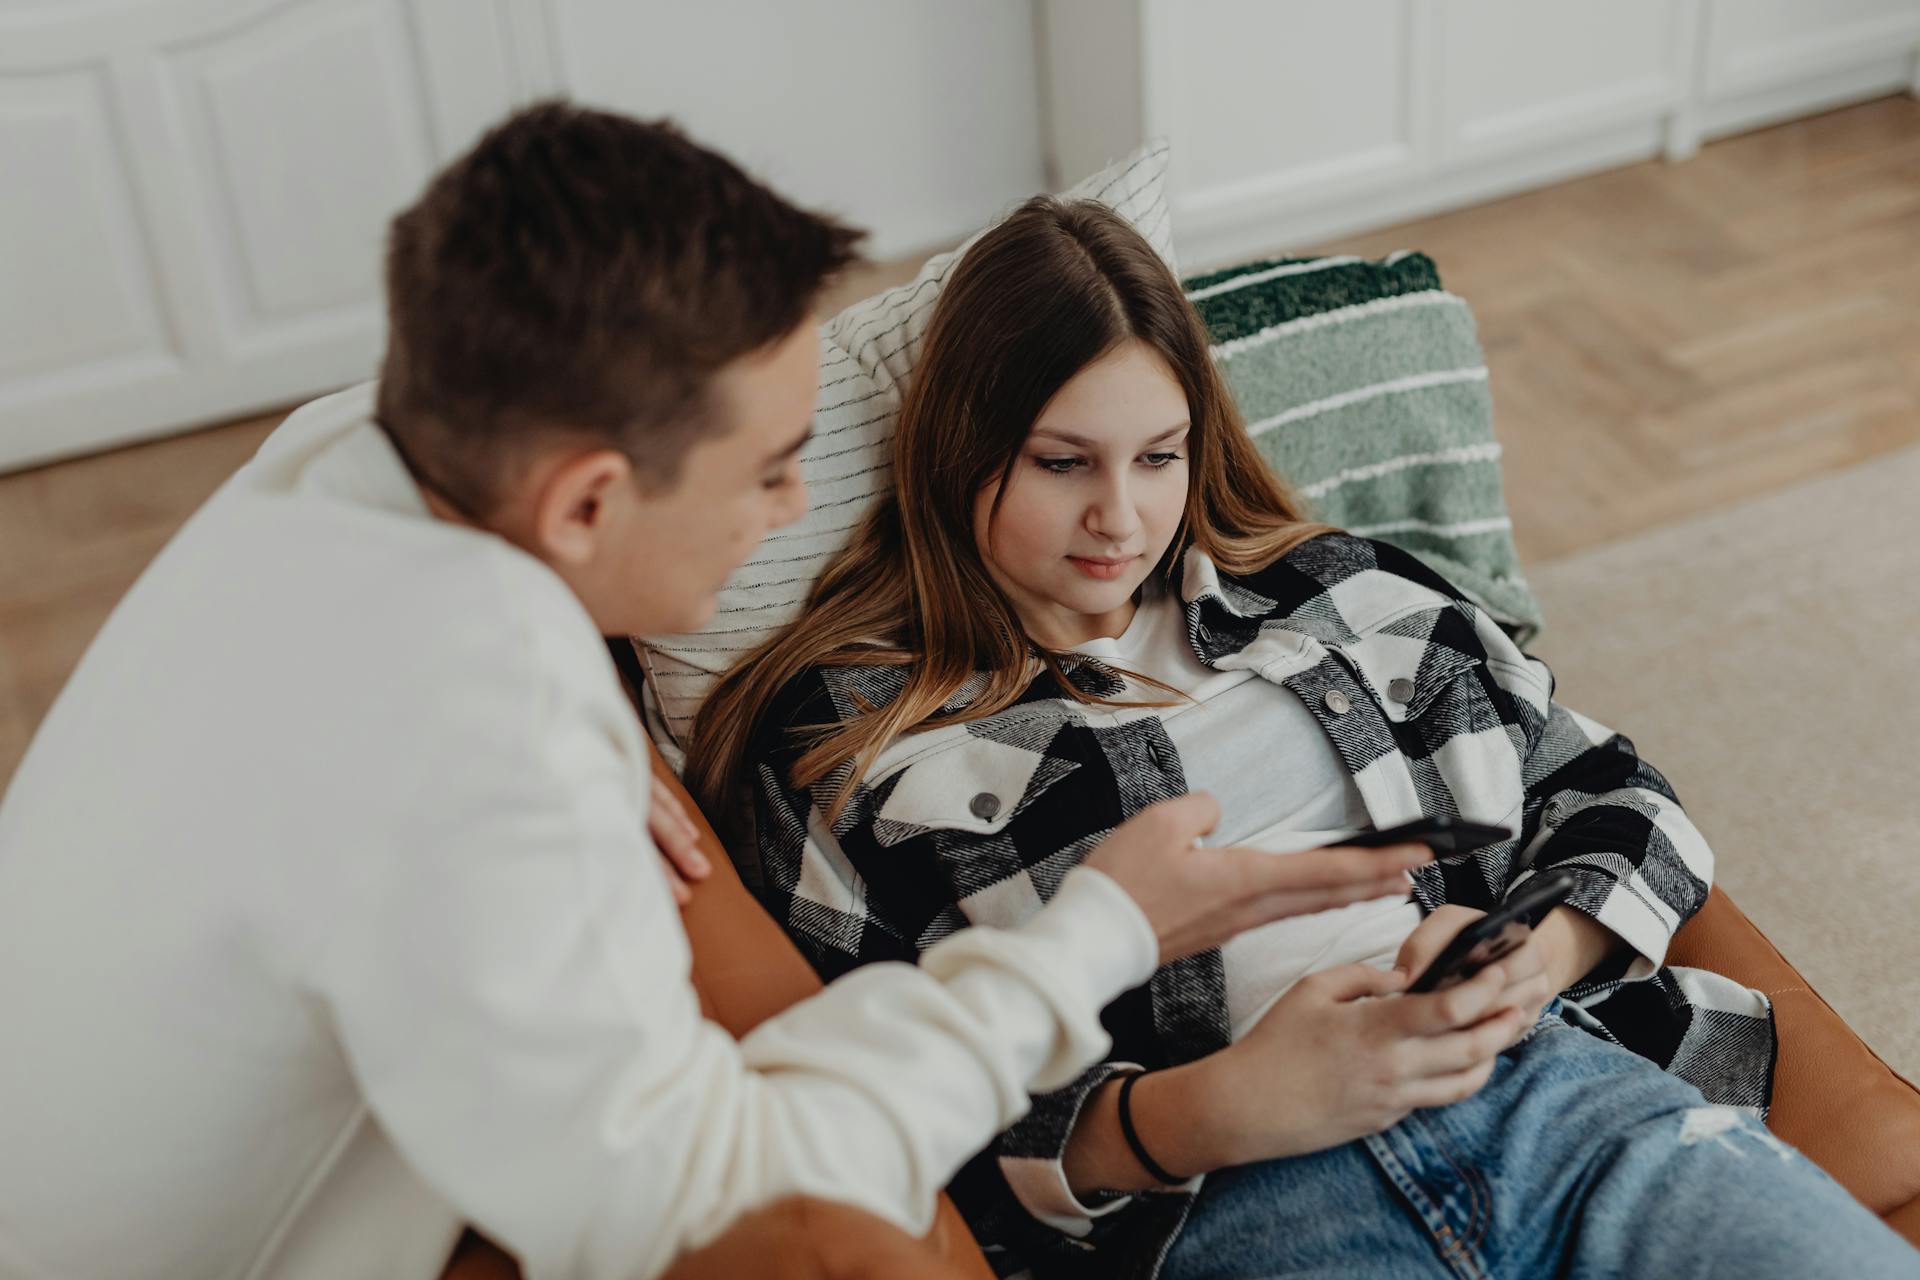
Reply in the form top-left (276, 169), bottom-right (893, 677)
top-left (1331, 815), bottom-right (1513, 855)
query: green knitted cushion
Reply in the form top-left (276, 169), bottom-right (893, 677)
top-left (1185, 253), bottom-right (1543, 642)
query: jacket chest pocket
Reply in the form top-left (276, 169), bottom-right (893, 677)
top-left (1331, 618), bottom-right (1487, 724)
top-left (868, 730), bottom-right (1080, 848)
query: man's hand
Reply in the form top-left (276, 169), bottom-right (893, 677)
top-left (650, 777), bottom-right (711, 906)
top-left (1081, 793), bottom-right (1435, 966)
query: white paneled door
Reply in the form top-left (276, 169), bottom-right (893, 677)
top-left (1042, 0), bottom-right (1920, 269)
top-left (1435, 0), bottom-right (1687, 164)
top-left (1142, 0), bottom-right (1427, 244)
top-left (1702, 0), bottom-right (1920, 98)
top-left (0, 0), bottom-right (523, 472)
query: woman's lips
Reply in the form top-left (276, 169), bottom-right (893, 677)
top-left (1068, 555), bottom-right (1139, 580)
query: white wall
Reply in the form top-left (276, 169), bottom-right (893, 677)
top-left (549, 0), bottom-right (1047, 259)
top-left (6, 0), bottom-right (1916, 469)
top-left (0, 0), bottom-right (1050, 471)
top-left (1043, 0), bottom-right (1920, 269)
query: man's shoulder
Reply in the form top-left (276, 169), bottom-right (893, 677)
top-left (113, 468), bottom-right (618, 777)
top-left (203, 489), bottom-right (569, 648)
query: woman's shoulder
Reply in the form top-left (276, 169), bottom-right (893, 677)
top-left (1220, 530), bottom-right (1474, 614)
top-left (750, 657), bottom-right (914, 760)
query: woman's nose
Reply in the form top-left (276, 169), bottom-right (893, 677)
top-left (1087, 481), bottom-right (1141, 543)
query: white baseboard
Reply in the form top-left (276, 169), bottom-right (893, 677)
top-left (0, 353), bottom-right (370, 472)
top-left (1175, 60), bottom-right (1918, 274)
top-left (1698, 55), bottom-right (1918, 142)
top-left (1174, 120), bottom-right (1666, 271)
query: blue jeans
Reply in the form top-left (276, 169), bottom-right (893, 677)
top-left (1163, 999), bottom-right (1920, 1279)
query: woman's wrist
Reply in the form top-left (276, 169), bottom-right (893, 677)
top-left (1116, 1071), bottom-right (1185, 1183)
top-left (1534, 904), bottom-right (1623, 992)
top-left (1131, 1050), bottom-right (1271, 1175)
top-left (1062, 1057), bottom-right (1236, 1199)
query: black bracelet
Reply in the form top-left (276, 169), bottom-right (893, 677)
top-left (1115, 1070), bottom-right (1184, 1185)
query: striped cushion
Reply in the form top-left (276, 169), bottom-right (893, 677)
top-left (639, 142), bottom-right (1175, 750)
top-left (1190, 253), bottom-right (1543, 641)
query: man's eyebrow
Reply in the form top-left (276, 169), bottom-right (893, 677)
top-left (762, 424), bottom-right (814, 466)
top-left (1030, 422), bottom-right (1191, 449)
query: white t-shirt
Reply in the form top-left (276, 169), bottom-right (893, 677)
top-left (0, 384), bottom-right (1160, 1280)
top-left (1074, 588), bottom-right (1424, 1037)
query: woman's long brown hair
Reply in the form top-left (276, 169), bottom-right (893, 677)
top-left (686, 197), bottom-right (1334, 821)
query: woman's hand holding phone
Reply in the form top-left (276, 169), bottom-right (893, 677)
top-left (1164, 886), bottom-right (1611, 1172)
top-left (1396, 894), bottom-right (1626, 1031)
top-left (1106, 958), bottom-right (1535, 1183)
top-left (1065, 810), bottom-right (1626, 1194)
top-left (1394, 904), bottom-right (1557, 1049)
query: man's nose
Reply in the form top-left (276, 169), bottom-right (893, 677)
top-left (774, 474), bottom-right (810, 529)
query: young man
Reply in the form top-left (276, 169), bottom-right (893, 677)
top-left (0, 105), bottom-right (1428, 1280)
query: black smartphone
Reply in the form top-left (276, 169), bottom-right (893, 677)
top-left (1332, 815), bottom-right (1513, 855)
top-left (1405, 867), bottom-right (1580, 995)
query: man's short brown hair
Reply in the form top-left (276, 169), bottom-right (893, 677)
top-left (376, 101), bottom-right (863, 513)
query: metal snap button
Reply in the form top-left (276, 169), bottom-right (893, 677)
top-left (1323, 689), bottom-right (1352, 715)
top-left (1388, 677), bottom-right (1416, 704)
top-left (969, 792), bottom-right (1001, 821)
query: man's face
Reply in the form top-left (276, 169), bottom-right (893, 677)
top-left (558, 322), bottom-right (818, 637)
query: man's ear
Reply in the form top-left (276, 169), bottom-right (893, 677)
top-left (530, 447), bottom-right (634, 566)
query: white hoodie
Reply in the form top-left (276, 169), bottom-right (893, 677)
top-left (0, 384), bottom-right (1156, 1280)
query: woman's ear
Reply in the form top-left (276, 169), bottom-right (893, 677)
top-left (529, 447), bottom-right (634, 567)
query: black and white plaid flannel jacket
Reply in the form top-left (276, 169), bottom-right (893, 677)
top-left (741, 532), bottom-right (1776, 1280)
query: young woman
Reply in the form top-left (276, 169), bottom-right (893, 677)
top-left (687, 199), bottom-right (1918, 1278)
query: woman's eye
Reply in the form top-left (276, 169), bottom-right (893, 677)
top-left (1035, 457), bottom-right (1083, 474)
top-left (1141, 452), bottom-right (1184, 468)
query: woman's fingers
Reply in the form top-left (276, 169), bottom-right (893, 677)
top-left (1392, 904), bottom-right (1486, 982)
top-left (1397, 1055), bottom-right (1503, 1110)
top-left (1499, 932), bottom-right (1548, 983)
top-left (1409, 1005), bottom-right (1528, 1075)
top-left (1494, 973), bottom-right (1556, 1048)
top-left (1300, 961), bottom-right (1411, 1004)
top-left (1393, 961), bottom-right (1512, 1035)
top-left (1504, 971), bottom-right (1555, 1011)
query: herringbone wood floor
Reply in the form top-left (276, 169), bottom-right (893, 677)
top-left (3, 94), bottom-right (1917, 790)
top-left (1329, 95), bottom-right (1920, 566)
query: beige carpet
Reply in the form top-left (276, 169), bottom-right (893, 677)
top-left (1527, 445), bottom-right (1920, 1081)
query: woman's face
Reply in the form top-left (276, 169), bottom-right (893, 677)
top-left (972, 339), bottom-right (1191, 649)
